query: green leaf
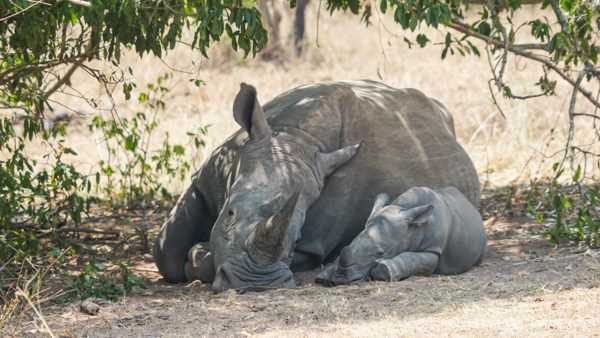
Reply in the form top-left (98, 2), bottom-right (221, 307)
top-left (173, 145), bottom-right (185, 155)
top-left (409, 15), bottom-right (418, 32)
top-left (552, 162), bottom-right (561, 172)
top-left (124, 135), bottom-right (138, 151)
top-left (467, 40), bottom-right (480, 57)
top-left (560, 0), bottom-right (574, 13)
top-left (416, 34), bottom-right (429, 47)
top-left (380, 0), bottom-right (387, 13)
top-left (503, 85), bottom-right (513, 98)
top-left (477, 22), bottom-right (491, 36)
top-left (64, 148), bottom-right (78, 156)
top-left (572, 164), bottom-right (582, 182)
top-left (48, 247), bottom-right (60, 257)
top-left (242, 0), bottom-right (256, 9)
top-left (445, 32), bottom-right (452, 47)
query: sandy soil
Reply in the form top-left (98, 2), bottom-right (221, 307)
top-left (8, 212), bottom-right (600, 337)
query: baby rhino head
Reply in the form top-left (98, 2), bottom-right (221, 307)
top-left (316, 193), bottom-right (433, 286)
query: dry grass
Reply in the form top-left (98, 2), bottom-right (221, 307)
top-left (28, 5), bottom-right (597, 192)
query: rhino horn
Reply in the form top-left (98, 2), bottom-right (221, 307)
top-left (233, 83), bottom-right (272, 140)
top-left (249, 186), bottom-right (302, 262)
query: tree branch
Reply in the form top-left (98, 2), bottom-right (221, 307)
top-left (573, 113), bottom-right (600, 119)
top-left (447, 18), bottom-right (600, 109)
top-left (37, 227), bottom-right (120, 238)
top-left (65, 0), bottom-right (92, 7)
top-left (41, 41), bottom-right (92, 101)
top-left (0, 1), bottom-right (48, 22)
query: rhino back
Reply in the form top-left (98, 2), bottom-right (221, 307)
top-left (282, 80), bottom-right (480, 266)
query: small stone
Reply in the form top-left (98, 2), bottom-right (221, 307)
top-left (80, 297), bottom-right (108, 316)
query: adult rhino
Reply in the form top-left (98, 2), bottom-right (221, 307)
top-left (154, 80), bottom-right (480, 293)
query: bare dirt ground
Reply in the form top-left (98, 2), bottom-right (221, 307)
top-left (9, 191), bottom-right (600, 337)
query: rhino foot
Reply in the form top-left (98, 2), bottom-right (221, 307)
top-left (184, 242), bottom-right (215, 283)
top-left (369, 260), bottom-right (393, 282)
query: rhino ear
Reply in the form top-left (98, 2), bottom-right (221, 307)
top-left (317, 142), bottom-right (361, 176)
top-left (233, 83), bottom-right (272, 140)
top-left (406, 204), bottom-right (433, 227)
top-left (368, 193), bottom-right (391, 220)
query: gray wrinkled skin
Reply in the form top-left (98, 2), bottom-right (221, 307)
top-left (153, 80), bottom-right (480, 293)
top-left (315, 187), bottom-right (487, 286)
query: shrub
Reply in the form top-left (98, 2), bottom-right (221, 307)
top-left (58, 259), bottom-right (146, 303)
top-left (531, 162), bottom-right (600, 247)
top-left (89, 74), bottom-right (208, 209)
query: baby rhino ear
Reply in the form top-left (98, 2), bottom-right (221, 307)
top-left (368, 193), bottom-right (391, 219)
top-left (406, 204), bottom-right (433, 227)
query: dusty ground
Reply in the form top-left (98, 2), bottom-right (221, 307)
top-left (7, 198), bottom-right (600, 337)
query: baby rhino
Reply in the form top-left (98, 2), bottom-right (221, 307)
top-left (316, 187), bottom-right (487, 286)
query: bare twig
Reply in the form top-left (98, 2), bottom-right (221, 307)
top-left (41, 41), bottom-right (92, 101)
top-left (448, 19), bottom-right (600, 109)
top-left (37, 227), bottom-right (121, 238)
top-left (316, 0), bottom-right (322, 48)
top-left (486, 0), bottom-right (509, 92)
top-left (565, 68), bottom-right (588, 170)
top-left (573, 113), bottom-right (600, 120)
top-left (512, 43), bottom-right (549, 51)
top-left (65, 0), bottom-right (92, 7)
top-left (0, 1), bottom-right (48, 22)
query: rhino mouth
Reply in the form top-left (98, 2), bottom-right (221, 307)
top-left (212, 257), bottom-right (295, 293)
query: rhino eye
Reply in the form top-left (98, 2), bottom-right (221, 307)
top-left (374, 246), bottom-right (386, 256)
top-left (225, 209), bottom-right (237, 226)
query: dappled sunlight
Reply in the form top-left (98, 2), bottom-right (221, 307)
top-left (35, 5), bottom-right (598, 192)
top-left (11, 214), bottom-right (600, 336)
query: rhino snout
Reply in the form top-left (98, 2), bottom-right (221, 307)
top-left (212, 262), bottom-right (239, 293)
top-left (212, 261), bottom-right (295, 293)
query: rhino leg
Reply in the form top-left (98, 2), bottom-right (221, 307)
top-left (154, 184), bottom-right (215, 283)
top-left (370, 252), bottom-right (438, 282)
top-left (184, 242), bottom-right (215, 283)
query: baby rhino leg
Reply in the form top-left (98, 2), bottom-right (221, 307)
top-left (184, 242), bottom-right (215, 283)
top-left (370, 252), bottom-right (438, 282)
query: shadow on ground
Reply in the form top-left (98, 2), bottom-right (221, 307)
top-left (9, 185), bottom-right (600, 336)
